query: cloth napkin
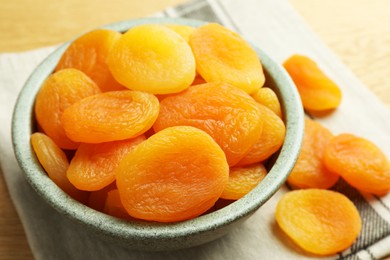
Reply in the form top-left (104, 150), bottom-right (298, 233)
top-left (1, 0), bottom-right (390, 259)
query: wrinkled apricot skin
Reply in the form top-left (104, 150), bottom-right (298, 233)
top-left (34, 68), bottom-right (101, 149)
top-left (252, 87), bottom-right (282, 118)
top-left (116, 126), bottom-right (229, 222)
top-left (55, 29), bottom-right (124, 92)
top-left (220, 163), bottom-right (267, 200)
top-left (108, 24), bottom-right (196, 94)
top-left (67, 135), bottom-right (145, 191)
top-left (62, 90), bottom-right (159, 143)
top-left (236, 104), bottom-right (285, 166)
top-left (30, 133), bottom-right (88, 202)
top-left (323, 134), bottom-right (390, 195)
top-left (276, 189), bottom-right (361, 256)
top-left (190, 23), bottom-right (265, 94)
top-left (287, 118), bottom-right (339, 189)
top-left (283, 54), bottom-right (342, 111)
top-left (153, 82), bottom-right (263, 166)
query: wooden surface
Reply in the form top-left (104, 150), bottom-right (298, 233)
top-left (0, 0), bottom-right (389, 258)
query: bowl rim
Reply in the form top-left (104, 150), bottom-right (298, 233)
top-left (12, 17), bottom-right (304, 245)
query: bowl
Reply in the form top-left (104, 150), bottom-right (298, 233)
top-left (12, 17), bottom-right (304, 251)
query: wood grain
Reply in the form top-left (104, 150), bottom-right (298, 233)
top-left (290, 0), bottom-right (390, 108)
top-left (0, 0), bottom-right (389, 259)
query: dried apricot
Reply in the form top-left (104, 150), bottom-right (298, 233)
top-left (103, 189), bottom-right (133, 220)
top-left (287, 118), bottom-right (339, 189)
top-left (220, 163), bottom-right (267, 200)
top-left (252, 87), bottom-right (282, 118)
top-left (30, 133), bottom-right (88, 202)
top-left (189, 23), bottom-right (265, 94)
top-left (67, 136), bottom-right (145, 191)
top-left (165, 24), bottom-right (195, 42)
top-left (55, 29), bottom-right (124, 92)
top-left (153, 82), bottom-right (263, 166)
top-left (116, 126), bottom-right (229, 222)
top-left (276, 189), bottom-right (361, 255)
top-left (323, 134), bottom-right (390, 195)
top-left (283, 54), bottom-right (342, 111)
top-left (34, 68), bottom-right (101, 149)
top-left (62, 90), bottom-right (159, 143)
top-left (236, 104), bottom-right (285, 166)
top-left (108, 24), bottom-right (195, 94)
top-left (88, 182), bottom-right (117, 212)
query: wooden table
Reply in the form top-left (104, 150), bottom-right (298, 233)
top-left (1, 0), bottom-right (389, 258)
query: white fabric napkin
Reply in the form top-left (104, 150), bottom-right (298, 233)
top-left (1, 0), bottom-right (390, 259)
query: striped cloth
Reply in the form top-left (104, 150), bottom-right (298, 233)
top-left (1, 0), bottom-right (390, 259)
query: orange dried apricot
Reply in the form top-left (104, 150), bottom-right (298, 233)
top-left (287, 118), bottom-right (339, 189)
top-left (34, 68), bottom-right (101, 149)
top-left (55, 29), bottom-right (124, 92)
top-left (283, 54), bottom-right (342, 111)
top-left (276, 189), bottom-right (361, 255)
top-left (153, 82), bottom-right (263, 166)
top-left (108, 24), bottom-right (195, 94)
top-left (165, 24), bottom-right (195, 42)
top-left (323, 134), bottom-right (390, 195)
top-left (103, 189), bottom-right (135, 220)
top-left (88, 182), bottom-right (117, 212)
top-left (30, 133), bottom-right (88, 202)
top-left (252, 87), bottom-right (282, 118)
top-left (116, 126), bottom-right (229, 222)
top-left (236, 104), bottom-right (285, 166)
top-left (67, 135), bottom-right (145, 191)
top-left (62, 90), bottom-right (159, 143)
top-left (220, 163), bottom-right (267, 200)
top-left (189, 23), bottom-right (265, 94)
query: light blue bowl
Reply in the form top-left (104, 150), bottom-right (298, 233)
top-left (12, 17), bottom-right (304, 251)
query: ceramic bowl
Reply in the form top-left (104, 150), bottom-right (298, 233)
top-left (12, 17), bottom-right (304, 251)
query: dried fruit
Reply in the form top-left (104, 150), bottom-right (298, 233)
top-left (190, 23), bottom-right (265, 94)
top-left (283, 54), bottom-right (342, 111)
top-left (108, 24), bottom-right (196, 94)
top-left (55, 29), bottom-right (124, 92)
top-left (323, 134), bottom-right (390, 195)
top-left (153, 82), bottom-right (263, 166)
top-left (116, 126), bottom-right (229, 222)
top-left (34, 68), bottom-right (101, 149)
top-left (165, 24), bottom-right (195, 42)
top-left (30, 133), bottom-right (88, 202)
top-left (67, 136), bottom-right (145, 191)
top-left (252, 87), bottom-right (282, 118)
top-left (103, 189), bottom-right (133, 219)
top-left (220, 163), bottom-right (267, 200)
top-left (287, 118), bottom-right (339, 189)
top-left (62, 90), bottom-right (159, 143)
top-left (276, 189), bottom-right (361, 255)
top-left (237, 104), bottom-right (285, 166)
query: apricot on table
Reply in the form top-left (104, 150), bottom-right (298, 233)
top-left (283, 54), bottom-right (342, 112)
top-left (276, 189), bottom-right (361, 256)
top-left (287, 118), bottom-right (339, 189)
top-left (323, 134), bottom-right (390, 195)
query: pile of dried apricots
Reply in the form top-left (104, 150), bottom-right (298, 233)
top-left (32, 23), bottom-right (284, 223)
top-left (30, 22), bottom-right (390, 256)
